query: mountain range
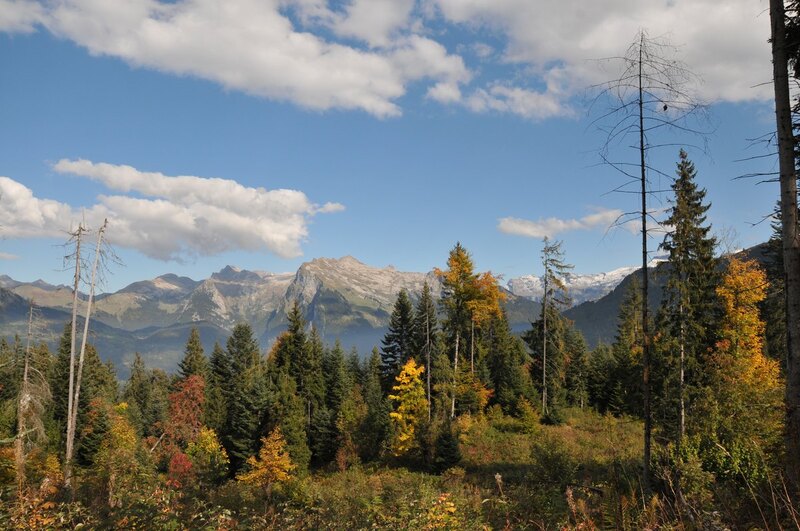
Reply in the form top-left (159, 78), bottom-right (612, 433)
top-left (0, 256), bottom-right (642, 378)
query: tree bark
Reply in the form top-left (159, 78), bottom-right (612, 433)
top-left (451, 332), bottom-right (459, 418)
top-left (64, 224), bottom-right (83, 488)
top-left (770, 0), bottom-right (800, 496)
top-left (542, 270), bottom-right (549, 415)
top-left (638, 35), bottom-right (652, 496)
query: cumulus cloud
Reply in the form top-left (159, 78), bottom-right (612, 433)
top-left (434, 0), bottom-right (771, 104)
top-left (466, 84), bottom-right (572, 120)
top-left (2, 0), bottom-right (468, 118)
top-left (0, 0), bottom-right (44, 33)
top-left (0, 0), bottom-right (772, 120)
top-left (498, 207), bottom-right (628, 238)
top-left (0, 161), bottom-right (344, 261)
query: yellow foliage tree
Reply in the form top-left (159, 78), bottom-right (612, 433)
top-left (236, 427), bottom-right (295, 493)
top-left (389, 358), bottom-right (428, 456)
top-left (94, 403), bottom-right (141, 508)
top-left (702, 258), bottom-right (783, 480)
top-left (187, 426), bottom-right (229, 486)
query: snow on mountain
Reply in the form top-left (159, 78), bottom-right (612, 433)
top-left (507, 266), bottom-right (638, 306)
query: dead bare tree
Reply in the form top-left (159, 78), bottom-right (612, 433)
top-left (63, 222), bottom-right (86, 488)
top-left (14, 300), bottom-right (51, 497)
top-left (63, 218), bottom-right (112, 489)
top-left (589, 30), bottom-right (709, 495)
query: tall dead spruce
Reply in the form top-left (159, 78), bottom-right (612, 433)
top-left (590, 30), bottom-right (707, 495)
top-left (63, 219), bottom-right (110, 489)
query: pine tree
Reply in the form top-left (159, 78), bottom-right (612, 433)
top-left (658, 149), bottom-right (718, 444)
top-left (381, 289), bottom-right (415, 385)
top-left (178, 327), bottom-right (207, 380)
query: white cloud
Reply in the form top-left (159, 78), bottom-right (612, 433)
top-left (0, 252), bottom-right (20, 260)
top-left (466, 84), bottom-right (571, 120)
top-left (498, 207), bottom-right (627, 238)
top-left (0, 0), bottom-right (772, 120)
top-left (3, 0), bottom-right (467, 118)
top-left (434, 0), bottom-right (771, 104)
top-left (0, 161), bottom-right (344, 261)
top-left (329, 0), bottom-right (416, 48)
top-left (0, 0), bottom-right (44, 33)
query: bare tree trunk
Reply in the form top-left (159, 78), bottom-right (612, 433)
top-left (770, 0), bottom-right (800, 496)
top-left (15, 301), bottom-right (34, 496)
top-left (64, 223), bottom-right (84, 488)
top-left (451, 332), bottom-right (459, 418)
top-left (426, 314), bottom-right (431, 421)
top-left (66, 220), bottom-right (106, 489)
top-left (470, 320), bottom-right (475, 375)
top-left (542, 271), bottom-right (549, 415)
top-left (679, 302), bottom-right (685, 444)
top-left (638, 36), bottom-right (653, 496)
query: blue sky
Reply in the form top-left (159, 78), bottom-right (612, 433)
top-left (0, 0), bottom-right (779, 292)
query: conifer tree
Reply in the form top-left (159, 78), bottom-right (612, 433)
top-left (206, 342), bottom-right (230, 433)
top-left (237, 426), bottom-right (295, 494)
top-left (486, 311), bottom-right (533, 415)
top-left (412, 282), bottom-right (439, 415)
top-left (610, 278), bottom-right (645, 416)
top-left (381, 289), bottom-right (415, 385)
top-left (221, 324), bottom-right (264, 473)
top-left (267, 371), bottom-right (310, 472)
top-left (361, 348), bottom-right (390, 461)
top-left (436, 243), bottom-right (480, 417)
top-left (122, 353), bottom-right (151, 435)
top-left (433, 423), bottom-right (461, 473)
top-left (536, 237), bottom-right (573, 416)
top-left (389, 358), bottom-right (428, 456)
top-left (226, 364), bottom-right (269, 474)
top-left (658, 149), bottom-right (718, 444)
top-left (178, 327), bottom-right (207, 381)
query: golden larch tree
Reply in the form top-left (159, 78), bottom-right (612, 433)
top-left (237, 426), bottom-right (295, 493)
top-left (389, 358), bottom-right (428, 456)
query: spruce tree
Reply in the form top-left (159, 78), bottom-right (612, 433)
top-left (205, 342), bottom-right (229, 432)
top-left (658, 149), bottom-right (718, 443)
top-left (361, 348), bottom-right (390, 461)
top-left (178, 327), bottom-right (207, 380)
top-left (486, 311), bottom-right (534, 415)
top-left (610, 278), bottom-right (645, 416)
top-left (436, 243), bottom-right (480, 417)
top-left (412, 282), bottom-right (439, 414)
top-left (381, 289), bottom-right (415, 385)
top-left (267, 370), bottom-right (311, 472)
